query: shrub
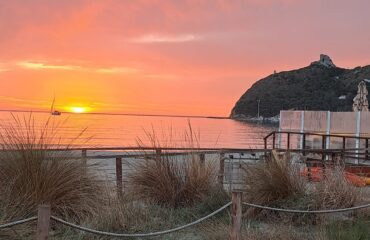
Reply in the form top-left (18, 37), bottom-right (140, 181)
top-left (0, 114), bottom-right (103, 221)
top-left (311, 167), bottom-right (360, 210)
top-left (129, 124), bottom-right (218, 208)
top-left (129, 155), bottom-right (217, 208)
top-left (243, 151), bottom-right (306, 210)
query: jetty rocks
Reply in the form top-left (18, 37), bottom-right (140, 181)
top-left (231, 54), bottom-right (370, 120)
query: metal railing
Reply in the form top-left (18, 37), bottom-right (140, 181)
top-left (264, 131), bottom-right (370, 150)
top-left (264, 131), bottom-right (370, 163)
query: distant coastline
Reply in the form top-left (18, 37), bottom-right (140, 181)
top-left (230, 55), bottom-right (370, 119)
top-left (232, 114), bottom-right (280, 125)
top-left (0, 109), bottom-right (229, 120)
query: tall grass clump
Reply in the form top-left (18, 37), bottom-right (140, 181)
top-left (243, 150), bottom-right (366, 226)
top-left (129, 123), bottom-right (221, 208)
top-left (243, 151), bottom-right (306, 209)
top-left (129, 157), bottom-right (216, 208)
top-left (0, 114), bottom-right (103, 221)
top-left (311, 167), bottom-right (360, 210)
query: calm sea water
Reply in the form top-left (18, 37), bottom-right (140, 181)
top-left (0, 112), bottom-right (275, 149)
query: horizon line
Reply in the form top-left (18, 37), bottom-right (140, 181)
top-left (0, 109), bottom-right (230, 120)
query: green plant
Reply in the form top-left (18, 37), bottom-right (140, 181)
top-left (326, 219), bottom-right (370, 240)
top-left (199, 220), bottom-right (319, 240)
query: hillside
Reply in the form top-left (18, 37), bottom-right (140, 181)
top-left (230, 55), bottom-right (370, 119)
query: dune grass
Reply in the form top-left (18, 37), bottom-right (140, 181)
top-left (0, 114), bottom-right (104, 222)
top-left (325, 219), bottom-right (370, 240)
top-left (128, 155), bottom-right (218, 208)
top-left (242, 150), bottom-right (368, 228)
top-left (199, 219), bottom-right (327, 240)
top-left (129, 123), bottom-right (224, 208)
top-left (311, 167), bottom-right (360, 210)
top-left (243, 151), bottom-right (306, 212)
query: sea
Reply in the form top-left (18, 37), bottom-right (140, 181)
top-left (0, 111), bottom-right (275, 149)
top-left (0, 111), bottom-right (276, 183)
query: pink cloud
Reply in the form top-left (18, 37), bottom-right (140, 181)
top-left (0, 0), bottom-right (370, 116)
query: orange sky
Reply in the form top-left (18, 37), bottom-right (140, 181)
top-left (0, 0), bottom-right (370, 116)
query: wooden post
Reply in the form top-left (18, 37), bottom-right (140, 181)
top-left (342, 137), bottom-right (346, 150)
top-left (82, 149), bottom-right (87, 166)
top-left (218, 153), bottom-right (225, 184)
top-left (36, 205), bottom-right (51, 240)
top-left (366, 138), bottom-right (369, 160)
top-left (229, 191), bottom-right (242, 240)
top-left (300, 111), bottom-right (305, 150)
top-left (302, 133), bottom-right (306, 156)
top-left (272, 133), bottom-right (276, 149)
top-left (155, 149), bottom-right (162, 161)
top-left (355, 111), bottom-right (361, 159)
top-left (322, 136), bottom-right (326, 162)
top-left (287, 132), bottom-right (290, 150)
top-left (200, 153), bottom-right (205, 167)
top-left (264, 137), bottom-right (267, 149)
top-left (116, 157), bottom-right (123, 197)
top-left (322, 135), bottom-right (326, 149)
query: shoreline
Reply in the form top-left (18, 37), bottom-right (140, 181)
top-left (231, 116), bottom-right (279, 125)
top-left (0, 109), bottom-right (229, 120)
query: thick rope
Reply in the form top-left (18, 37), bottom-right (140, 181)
top-left (51, 202), bottom-right (231, 238)
top-left (0, 216), bottom-right (37, 229)
top-left (243, 202), bottom-right (370, 214)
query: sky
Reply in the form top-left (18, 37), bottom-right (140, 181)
top-left (0, 0), bottom-right (370, 117)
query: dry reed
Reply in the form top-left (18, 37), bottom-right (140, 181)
top-left (0, 114), bottom-right (103, 221)
top-left (311, 167), bottom-right (360, 210)
top-left (129, 153), bottom-right (217, 208)
top-left (243, 151), bottom-right (306, 209)
top-left (129, 123), bottom-right (219, 208)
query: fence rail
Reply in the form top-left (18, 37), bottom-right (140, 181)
top-left (264, 131), bottom-right (370, 164)
top-left (1, 143), bottom-right (369, 197)
top-left (264, 131), bottom-right (370, 149)
top-left (1, 131), bottom-right (370, 239)
top-left (51, 202), bottom-right (231, 238)
top-left (1, 197), bottom-right (369, 239)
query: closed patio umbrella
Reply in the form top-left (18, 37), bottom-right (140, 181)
top-left (353, 80), bottom-right (369, 112)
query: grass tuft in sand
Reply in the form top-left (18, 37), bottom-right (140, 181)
top-left (0, 114), bottom-right (104, 222)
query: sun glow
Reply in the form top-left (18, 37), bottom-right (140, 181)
top-left (69, 106), bottom-right (89, 113)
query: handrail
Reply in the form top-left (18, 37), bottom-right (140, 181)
top-left (0, 146), bottom-right (268, 152)
top-left (264, 131), bottom-right (370, 140)
top-left (0, 145), bottom-right (366, 153)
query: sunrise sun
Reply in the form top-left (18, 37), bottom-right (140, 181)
top-left (69, 106), bottom-right (88, 113)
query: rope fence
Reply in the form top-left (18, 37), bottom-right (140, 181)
top-left (242, 202), bottom-right (370, 214)
top-left (0, 216), bottom-right (37, 229)
top-left (1, 195), bottom-right (369, 240)
top-left (50, 202), bottom-right (231, 238)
